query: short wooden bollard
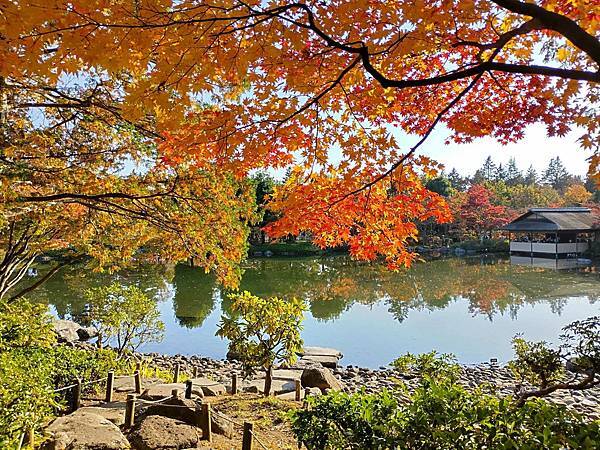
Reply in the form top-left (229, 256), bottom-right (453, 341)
top-left (185, 380), bottom-right (193, 399)
top-left (242, 422), bottom-right (253, 450)
top-left (135, 361), bottom-right (142, 372)
top-left (72, 378), bottom-right (82, 412)
top-left (173, 363), bottom-right (180, 383)
top-left (202, 403), bottom-right (212, 442)
top-left (193, 366), bottom-right (198, 378)
top-left (125, 394), bottom-right (136, 428)
top-left (134, 370), bottom-right (142, 394)
top-left (172, 388), bottom-right (179, 399)
top-left (231, 373), bottom-right (238, 395)
top-left (295, 379), bottom-right (301, 401)
top-left (105, 371), bottom-right (114, 403)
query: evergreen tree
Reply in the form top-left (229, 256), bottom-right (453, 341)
top-left (506, 157), bottom-right (523, 185)
top-left (524, 165), bottom-right (538, 185)
top-left (494, 163), bottom-right (508, 182)
top-left (447, 168), bottom-right (467, 191)
top-left (481, 156), bottom-right (496, 180)
top-left (543, 157), bottom-right (571, 192)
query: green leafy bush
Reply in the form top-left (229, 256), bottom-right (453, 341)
top-left (83, 282), bottom-right (165, 356)
top-left (291, 379), bottom-right (600, 449)
top-left (217, 291), bottom-right (306, 395)
top-left (391, 351), bottom-right (461, 382)
top-left (0, 299), bottom-right (130, 448)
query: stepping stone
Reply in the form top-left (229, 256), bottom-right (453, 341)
top-left (299, 346), bottom-right (343, 358)
top-left (44, 411), bottom-right (130, 449)
top-left (300, 355), bottom-right (340, 369)
top-left (242, 378), bottom-right (296, 395)
top-left (74, 405), bottom-right (125, 426)
top-left (190, 377), bottom-right (226, 396)
top-left (272, 369), bottom-right (303, 380)
top-left (141, 383), bottom-right (203, 400)
top-left (129, 416), bottom-right (200, 450)
top-left (113, 376), bottom-right (162, 393)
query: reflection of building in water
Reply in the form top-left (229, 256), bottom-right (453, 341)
top-left (510, 255), bottom-right (584, 270)
top-left (504, 208), bottom-right (599, 260)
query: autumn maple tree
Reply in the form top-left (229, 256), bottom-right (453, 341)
top-left (453, 185), bottom-right (511, 240)
top-left (1, 0), bottom-right (598, 285)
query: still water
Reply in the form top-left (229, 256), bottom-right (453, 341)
top-left (30, 256), bottom-right (600, 368)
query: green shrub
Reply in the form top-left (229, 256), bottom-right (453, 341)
top-left (391, 351), bottom-right (461, 382)
top-left (291, 380), bottom-right (600, 449)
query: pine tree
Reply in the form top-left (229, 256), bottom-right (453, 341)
top-left (447, 168), bottom-right (466, 191)
top-left (543, 156), bottom-right (570, 192)
top-left (481, 156), bottom-right (496, 180)
top-left (524, 165), bottom-right (538, 185)
top-left (494, 163), bottom-right (508, 182)
top-left (506, 157), bottom-right (523, 185)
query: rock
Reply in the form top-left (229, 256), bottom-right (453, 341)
top-left (128, 416), bottom-right (200, 450)
top-left (211, 410), bottom-right (234, 438)
top-left (142, 397), bottom-right (203, 427)
top-left (299, 346), bottom-right (343, 359)
top-left (76, 326), bottom-right (97, 341)
top-left (53, 319), bottom-right (84, 343)
top-left (113, 377), bottom-right (162, 393)
top-left (73, 405), bottom-right (125, 426)
top-left (43, 411), bottom-right (130, 450)
top-left (301, 367), bottom-right (344, 393)
top-left (190, 377), bottom-right (226, 396)
top-left (299, 355), bottom-right (340, 369)
top-left (242, 378), bottom-right (296, 395)
top-left (141, 383), bottom-right (203, 401)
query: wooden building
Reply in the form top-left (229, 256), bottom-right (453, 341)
top-left (504, 207), bottom-right (598, 259)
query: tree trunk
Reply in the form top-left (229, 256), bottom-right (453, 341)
top-left (263, 365), bottom-right (273, 397)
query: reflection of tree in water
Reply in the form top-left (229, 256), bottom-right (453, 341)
top-left (172, 265), bottom-right (216, 328)
top-left (27, 263), bottom-right (174, 319)
top-left (26, 255), bottom-right (600, 326)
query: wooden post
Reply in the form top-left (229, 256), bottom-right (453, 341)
top-left (135, 361), bottom-right (142, 372)
top-left (72, 378), bottom-right (82, 412)
top-left (134, 370), bottom-right (142, 394)
top-left (193, 366), bottom-right (198, 378)
top-left (125, 394), bottom-right (136, 428)
top-left (173, 363), bottom-right (180, 383)
top-left (231, 373), bottom-right (238, 395)
top-left (202, 403), bottom-right (212, 442)
top-left (242, 422), bottom-right (253, 450)
top-left (171, 388), bottom-right (179, 399)
top-left (185, 380), bottom-right (193, 399)
top-left (105, 371), bottom-right (114, 403)
top-left (295, 379), bottom-right (301, 401)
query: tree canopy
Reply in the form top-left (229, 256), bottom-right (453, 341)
top-left (1, 0), bottom-right (598, 278)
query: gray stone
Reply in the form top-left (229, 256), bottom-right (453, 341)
top-left (43, 411), bottom-right (130, 450)
top-left (190, 377), bottom-right (226, 396)
top-left (301, 367), bottom-right (344, 392)
top-left (299, 346), bottom-right (343, 358)
top-left (141, 383), bottom-right (203, 401)
top-left (128, 415), bottom-right (200, 450)
top-left (211, 410), bottom-right (234, 438)
top-left (142, 397), bottom-right (203, 427)
top-left (242, 378), bottom-right (296, 395)
top-left (299, 355), bottom-right (340, 369)
top-left (73, 405), bottom-right (125, 426)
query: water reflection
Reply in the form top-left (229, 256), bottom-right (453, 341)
top-left (27, 255), bottom-right (600, 365)
top-left (32, 255), bottom-right (600, 325)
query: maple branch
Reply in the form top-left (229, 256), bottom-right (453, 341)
top-left (7, 261), bottom-right (69, 303)
top-left (490, 0), bottom-right (600, 66)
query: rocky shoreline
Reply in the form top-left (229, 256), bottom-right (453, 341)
top-left (139, 351), bottom-right (600, 420)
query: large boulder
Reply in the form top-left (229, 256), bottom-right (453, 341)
top-left (211, 410), bottom-right (234, 438)
top-left (52, 319), bottom-right (97, 343)
top-left (73, 405), bottom-right (125, 426)
top-left (301, 367), bottom-right (344, 393)
top-left (142, 397), bottom-right (202, 427)
top-left (128, 416), bottom-right (200, 450)
top-left (190, 377), bottom-right (226, 396)
top-left (43, 411), bottom-right (130, 450)
top-left (241, 378), bottom-right (296, 395)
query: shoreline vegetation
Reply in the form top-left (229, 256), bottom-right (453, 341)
top-left (248, 238), bottom-right (512, 258)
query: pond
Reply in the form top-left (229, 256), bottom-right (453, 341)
top-left (29, 255), bottom-right (600, 368)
